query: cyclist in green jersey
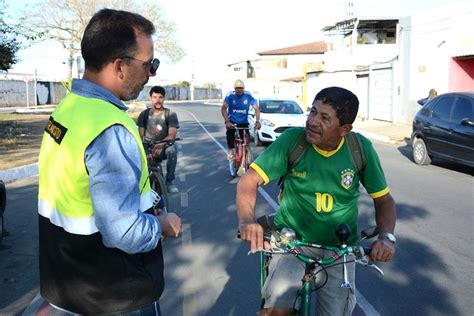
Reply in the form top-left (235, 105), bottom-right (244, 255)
top-left (237, 86), bottom-right (397, 316)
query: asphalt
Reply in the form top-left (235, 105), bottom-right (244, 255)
top-left (0, 103), bottom-right (413, 183)
top-left (1, 106), bottom-right (410, 316)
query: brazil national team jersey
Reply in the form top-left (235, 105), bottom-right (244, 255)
top-left (224, 91), bottom-right (256, 124)
top-left (251, 127), bottom-right (389, 246)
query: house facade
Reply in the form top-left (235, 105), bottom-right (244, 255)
top-left (225, 42), bottom-right (326, 103)
top-left (226, 2), bottom-right (473, 124)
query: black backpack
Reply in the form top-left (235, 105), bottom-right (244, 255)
top-left (277, 130), bottom-right (366, 204)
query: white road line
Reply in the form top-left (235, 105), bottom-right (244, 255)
top-left (179, 107), bottom-right (380, 316)
top-left (181, 224), bottom-right (198, 315)
top-left (181, 109), bottom-right (228, 155)
top-left (181, 223), bottom-right (192, 245)
top-left (180, 192), bottom-right (188, 208)
top-left (356, 289), bottom-right (380, 316)
top-left (178, 149), bottom-right (186, 182)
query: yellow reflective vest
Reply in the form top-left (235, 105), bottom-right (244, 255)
top-left (37, 92), bottom-right (164, 314)
top-left (38, 92), bottom-right (153, 234)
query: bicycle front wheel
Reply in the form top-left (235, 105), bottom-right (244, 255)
top-left (150, 172), bottom-right (170, 213)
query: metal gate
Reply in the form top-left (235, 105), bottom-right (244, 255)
top-left (369, 66), bottom-right (393, 122)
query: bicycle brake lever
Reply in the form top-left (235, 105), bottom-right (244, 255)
top-left (359, 261), bottom-right (384, 276)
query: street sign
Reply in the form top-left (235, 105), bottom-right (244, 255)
top-left (23, 75), bottom-right (31, 83)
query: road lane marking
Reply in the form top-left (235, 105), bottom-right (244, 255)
top-left (180, 193), bottom-right (188, 208)
top-left (181, 223), bottom-right (198, 316)
top-left (356, 289), bottom-right (380, 316)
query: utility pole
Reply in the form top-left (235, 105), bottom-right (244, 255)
top-left (68, 49), bottom-right (74, 79)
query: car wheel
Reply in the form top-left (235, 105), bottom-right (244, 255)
top-left (254, 129), bottom-right (263, 146)
top-left (412, 137), bottom-right (432, 165)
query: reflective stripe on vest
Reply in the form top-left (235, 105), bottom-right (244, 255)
top-left (38, 189), bottom-right (157, 235)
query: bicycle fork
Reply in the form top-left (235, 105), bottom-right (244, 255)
top-left (340, 254), bottom-right (352, 289)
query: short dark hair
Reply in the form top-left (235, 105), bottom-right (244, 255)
top-left (81, 9), bottom-right (155, 72)
top-left (313, 87), bottom-right (359, 125)
top-left (149, 86), bottom-right (166, 97)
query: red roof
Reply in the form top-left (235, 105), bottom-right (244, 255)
top-left (257, 41), bottom-right (327, 55)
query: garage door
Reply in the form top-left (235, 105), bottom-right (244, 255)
top-left (369, 67), bottom-right (393, 122)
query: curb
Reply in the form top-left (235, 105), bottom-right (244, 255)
top-left (0, 163), bottom-right (38, 183)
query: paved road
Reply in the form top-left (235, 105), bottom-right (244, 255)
top-left (1, 102), bottom-right (473, 315)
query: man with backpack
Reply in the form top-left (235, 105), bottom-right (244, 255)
top-left (137, 86), bottom-right (180, 193)
top-left (236, 86), bottom-right (397, 316)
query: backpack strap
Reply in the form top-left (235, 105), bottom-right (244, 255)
top-left (344, 132), bottom-right (366, 174)
top-left (278, 129), bottom-right (308, 187)
top-left (287, 129), bottom-right (309, 171)
top-left (164, 108), bottom-right (170, 127)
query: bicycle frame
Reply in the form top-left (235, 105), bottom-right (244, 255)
top-left (143, 139), bottom-right (179, 213)
top-left (257, 224), bottom-right (383, 315)
top-left (229, 127), bottom-right (252, 177)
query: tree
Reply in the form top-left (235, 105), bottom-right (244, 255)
top-left (20, 0), bottom-right (185, 78)
top-left (0, 1), bottom-right (21, 71)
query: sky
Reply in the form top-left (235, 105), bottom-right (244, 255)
top-left (4, 0), bottom-right (473, 85)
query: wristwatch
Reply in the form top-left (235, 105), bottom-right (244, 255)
top-left (379, 232), bottom-right (396, 245)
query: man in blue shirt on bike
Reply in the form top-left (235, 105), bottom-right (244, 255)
top-left (221, 79), bottom-right (261, 160)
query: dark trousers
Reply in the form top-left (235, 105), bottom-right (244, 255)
top-left (226, 122), bottom-right (249, 149)
top-left (155, 144), bottom-right (178, 183)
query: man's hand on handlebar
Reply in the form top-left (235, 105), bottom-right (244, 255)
top-left (225, 121), bottom-right (233, 130)
top-left (369, 238), bottom-right (395, 262)
top-left (153, 143), bottom-right (165, 156)
top-left (238, 223), bottom-right (270, 253)
top-left (255, 121), bottom-right (262, 130)
top-left (157, 212), bottom-right (182, 238)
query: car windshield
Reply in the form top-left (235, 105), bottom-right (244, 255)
top-left (259, 100), bottom-right (303, 114)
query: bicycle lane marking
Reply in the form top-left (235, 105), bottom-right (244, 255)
top-left (180, 108), bottom-right (380, 316)
top-left (180, 223), bottom-right (199, 316)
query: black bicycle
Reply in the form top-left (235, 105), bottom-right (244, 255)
top-left (143, 138), bottom-right (180, 214)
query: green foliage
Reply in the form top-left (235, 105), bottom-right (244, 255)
top-left (0, 0), bottom-right (44, 71)
top-left (171, 81), bottom-right (191, 88)
top-left (0, 1), bottom-right (20, 71)
top-left (203, 82), bottom-right (217, 89)
top-left (20, 0), bottom-right (185, 63)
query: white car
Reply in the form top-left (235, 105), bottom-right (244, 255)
top-left (248, 97), bottom-right (307, 146)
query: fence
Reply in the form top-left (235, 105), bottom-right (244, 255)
top-left (0, 79), bottom-right (222, 108)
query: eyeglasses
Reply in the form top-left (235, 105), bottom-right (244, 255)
top-left (122, 56), bottom-right (160, 75)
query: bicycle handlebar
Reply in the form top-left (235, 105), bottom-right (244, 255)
top-left (144, 138), bottom-right (181, 156)
top-left (238, 216), bottom-right (384, 276)
top-left (143, 137), bottom-right (181, 147)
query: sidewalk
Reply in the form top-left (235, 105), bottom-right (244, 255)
top-left (353, 117), bottom-right (412, 144)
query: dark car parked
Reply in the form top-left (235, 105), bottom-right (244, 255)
top-left (411, 92), bottom-right (474, 167)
